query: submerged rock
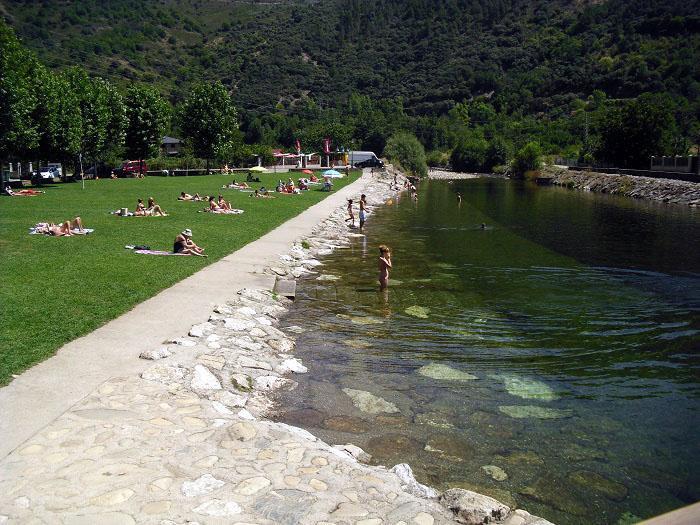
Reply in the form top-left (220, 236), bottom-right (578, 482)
top-left (481, 465), bottom-right (508, 482)
top-left (349, 316), bottom-right (383, 326)
top-left (498, 405), bottom-right (573, 419)
top-left (519, 477), bottom-right (587, 516)
top-left (342, 388), bottom-right (399, 414)
top-left (322, 416), bottom-right (370, 433)
top-left (424, 435), bottom-right (474, 460)
top-left (418, 363), bottom-right (477, 382)
top-left (568, 470), bottom-right (628, 501)
top-left (405, 305), bottom-right (431, 319)
top-left (366, 434), bottom-right (423, 465)
top-left (317, 274), bottom-right (340, 281)
top-left (344, 338), bottom-right (373, 349)
top-left (414, 412), bottom-right (455, 429)
top-left (496, 450), bottom-right (544, 466)
top-left (492, 374), bottom-right (558, 401)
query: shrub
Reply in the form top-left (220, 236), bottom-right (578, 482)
top-left (485, 136), bottom-right (510, 171)
top-left (510, 142), bottom-right (542, 177)
top-left (450, 133), bottom-right (488, 172)
top-left (383, 132), bottom-right (428, 177)
top-left (426, 150), bottom-right (451, 168)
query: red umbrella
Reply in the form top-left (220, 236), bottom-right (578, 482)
top-left (302, 169), bottom-right (314, 175)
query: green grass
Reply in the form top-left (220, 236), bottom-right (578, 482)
top-left (0, 171), bottom-right (359, 385)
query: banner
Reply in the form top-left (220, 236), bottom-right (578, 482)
top-left (323, 138), bottom-right (331, 154)
top-left (295, 139), bottom-right (301, 154)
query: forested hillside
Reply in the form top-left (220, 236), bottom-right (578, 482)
top-left (1, 0), bottom-right (699, 171)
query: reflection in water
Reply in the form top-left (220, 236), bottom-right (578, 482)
top-left (273, 179), bottom-right (700, 525)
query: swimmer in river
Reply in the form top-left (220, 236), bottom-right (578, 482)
top-left (378, 244), bottom-right (392, 290)
top-left (457, 192), bottom-right (462, 203)
top-left (481, 223), bottom-right (486, 229)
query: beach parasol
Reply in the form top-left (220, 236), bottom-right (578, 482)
top-left (323, 169), bottom-right (343, 178)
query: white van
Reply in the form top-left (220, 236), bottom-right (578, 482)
top-left (348, 151), bottom-right (383, 168)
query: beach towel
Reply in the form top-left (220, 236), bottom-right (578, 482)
top-left (202, 209), bottom-right (245, 214)
top-left (29, 225), bottom-right (94, 235)
top-left (134, 249), bottom-right (190, 256)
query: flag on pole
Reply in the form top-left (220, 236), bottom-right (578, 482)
top-left (295, 139), bottom-right (301, 154)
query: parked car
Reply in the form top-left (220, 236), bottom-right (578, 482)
top-left (33, 166), bottom-right (61, 183)
top-left (355, 157), bottom-right (384, 169)
top-left (121, 160), bottom-right (147, 177)
top-left (349, 151), bottom-right (383, 168)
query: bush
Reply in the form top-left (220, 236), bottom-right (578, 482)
top-left (383, 132), bottom-right (428, 177)
top-left (450, 133), bottom-right (488, 172)
top-left (485, 136), bottom-right (510, 171)
top-left (426, 150), bottom-right (451, 168)
top-left (510, 142), bottom-right (542, 177)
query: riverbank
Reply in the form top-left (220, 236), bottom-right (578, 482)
top-left (428, 168), bottom-right (484, 180)
top-left (0, 167), bottom-right (553, 524)
top-left (543, 166), bottom-right (700, 206)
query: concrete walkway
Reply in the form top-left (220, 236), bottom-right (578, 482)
top-left (0, 172), bottom-right (369, 460)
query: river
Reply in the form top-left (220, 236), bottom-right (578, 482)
top-left (273, 177), bottom-right (700, 525)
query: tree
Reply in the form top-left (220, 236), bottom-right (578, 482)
top-left (511, 141), bottom-right (542, 177)
top-left (34, 69), bottom-right (82, 170)
top-left (124, 85), bottom-right (169, 174)
top-left (597, 93), bottom-right (679, 168)
top-left (0, 22), bottom-right (41, 170)
top-left (485, 136), bottom-right (510, 170)
top-left (178, 81), bottom-right (238, 172)
top-left (384, 132), bottom-right (427, 177)
top-left (451, 132), bottom-right (488, 172)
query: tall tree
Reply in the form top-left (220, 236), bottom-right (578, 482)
top-left (0, 22), bottom-right (41, 172)
top-left (124, 85), bottom-right (169, 174)
top-left (34, 69), bottom-right (82, 171)
top-left (178, 81), bottom-right (238, 172)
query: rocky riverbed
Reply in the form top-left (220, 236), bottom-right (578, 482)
top-left (544, 166), bottom-right (700, 206)
top-left (0, 166), bottom-right (553, 524)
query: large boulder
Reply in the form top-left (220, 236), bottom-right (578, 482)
top-left (440, 488), bottom-right (511, 524)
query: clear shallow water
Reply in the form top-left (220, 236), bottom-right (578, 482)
top-left (273, 178), bottom-right (700, 525)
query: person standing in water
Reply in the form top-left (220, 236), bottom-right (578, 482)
top-left (345, 199), bottom-right (355, 227)
top-left (378, 245), bottom-right (392, 290)
top-left (359, 194), bottom-right (368, 229)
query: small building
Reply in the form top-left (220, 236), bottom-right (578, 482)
top-left (161, 136), bottom-right (182, 156)
top-left (650, 155), bottom-right (699, 175)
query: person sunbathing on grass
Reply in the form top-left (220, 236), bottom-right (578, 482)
top-left (179, 192), bottom-right (194, 201)
top-left (36, 217), bottom-right (85, 236)
top-left (223, 180), bottom-right (250, 189)
top-left (217, 194), bottom-right (232, 211)
top-left (174, 228), bottom-right (207, 257)
top-left (208, 195), bottom-right (223, 212)
top-left (5, 187), bottom-right (44, 196)
top-left (146, 197), bottom-right (168, 216)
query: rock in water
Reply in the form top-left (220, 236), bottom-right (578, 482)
top-left (498, 405), bottom-right (573, 419)
top-left (439, 488), bottom-right (510, 525)
top-left (316, 274), bottom-right (340, 281)
top-left (405, 305), bottom-right (431, 318)
top-left (568, 470), bottom-right (628, 501)
top-left (493, 373), bottom-right (558, 401)
top-left (481, 465), bottom-right (508, 482)
top-left (342, 388), bottom-right (399, 414)
top-left (418, 363), bottom-right (477, 381)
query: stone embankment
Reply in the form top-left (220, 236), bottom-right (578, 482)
top-left (428, 168), bottom-right (483, 180)
top-left (544, 166), bottom-right (700, 206)
top-left (0, 166), bottom-right (552, 525)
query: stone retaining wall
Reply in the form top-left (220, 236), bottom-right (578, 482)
top-left (544, 167), bottom-right (700, 206)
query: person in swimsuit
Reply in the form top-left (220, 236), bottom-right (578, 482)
top-left (36, 217), bottom-right (84, 236)
top-left (173, 228), bottom-right (206, 256)
top-left (345, 199), bottom-right (355, 227)
top-left (217, 194), bottom-right (232, 211)
top-left (5, 187), bottom-right (44, 196)
top-left (179, 192), bottom-right (194, 201)
top-left (134, 198), bottom-right (147, 216)
top-left (378, 245), bottom-right (392, 290)
top-left (359, 194), bottom-right (368, 229)
top-left (146, 197), bottom-right (168, 216)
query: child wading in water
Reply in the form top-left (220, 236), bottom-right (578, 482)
top-left (345, 199), bottom-right (355, 227)
top-left (359, 194), bottom-right (368, 229)
top-left (378, 245), bottom-right (392, 290)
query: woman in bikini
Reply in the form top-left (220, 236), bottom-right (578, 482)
top-left (37, 217), bottom-right (84, 236)
top-left (345, 199), bottom-right (355, 227)
top-left (217, 194), bottom-right (232, 211)
top-left (359, 194), bottom-right (368, 229)
top-left (146, 197), bottom-right (168, 216)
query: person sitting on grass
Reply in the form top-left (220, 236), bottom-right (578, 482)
top-left (298, 178), bottom-right (309, 191)
top-left (36, 217), bottom-right (85, 236)
top-left (174, 228), bottom-right (207, 257)
top-left (217, 194), bottom-right (232, 211)
top-left (4, 186), bottom-right (45, 196)
top-left (146, 196), bottom-right (168, 216)
top-left (323, 177), bottom-right (333, 191)
top-left (310, 174), bottom-right (319, 182)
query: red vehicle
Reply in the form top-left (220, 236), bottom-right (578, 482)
top-left (120, 160), bottom-right (148, 177)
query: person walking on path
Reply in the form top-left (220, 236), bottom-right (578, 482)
top-left (378, 245), bottom-right (392, 290)
top-left (345, 199), bottom-right (355, 227)
top-left (359, 194), bottom-right (368, 229)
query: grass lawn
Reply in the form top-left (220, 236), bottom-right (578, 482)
top-left (0, 171), bottom-right (360, 385)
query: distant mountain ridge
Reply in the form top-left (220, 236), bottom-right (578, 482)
top-left (2, 0), bottom-right (699, 118)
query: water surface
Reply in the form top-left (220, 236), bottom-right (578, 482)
top-left (274, 178), bottom-right (700, 525)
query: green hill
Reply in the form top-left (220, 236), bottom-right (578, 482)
top-left (3, 0), bottom-right (699, 117)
